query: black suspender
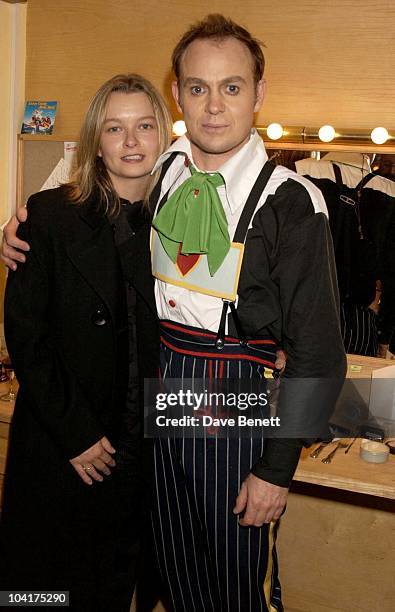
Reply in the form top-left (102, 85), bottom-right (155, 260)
top-left (332, 162), bottom-right (374, 239)
top-left (233, 161), bottom-right (276, 243)
top-left (356, 172), bottom-right (375, 192)
top-left (217, 161), bottom-right (277, 348)
top-left (148, 152), bottom-right (178, 215)
top-left (332, 163), bottom-right (343, 186)
top-left (332, 162), bottom-right (374, 193)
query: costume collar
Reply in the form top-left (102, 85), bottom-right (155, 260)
top-left (152, 129), bottom-right (268, 213)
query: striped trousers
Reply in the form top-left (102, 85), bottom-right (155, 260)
top-left (151, 323), bottom-right (283, 612)
top-left (340, 301), bottom-right (378, 356)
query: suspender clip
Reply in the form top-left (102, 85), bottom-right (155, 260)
top-left (339, 194), bottom-right (356, 206)
top-left (229, 301), bottom-right (248, 347)
top-left (215, 300), bottom-right (230, 350)
top-left (215, 338), bottom-right (225, 350)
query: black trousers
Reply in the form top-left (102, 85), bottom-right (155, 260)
top-left (0, 444), bottom-right (141, 612)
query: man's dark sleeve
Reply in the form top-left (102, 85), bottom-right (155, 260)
top-left (251, 183), bottom-right (346, 487)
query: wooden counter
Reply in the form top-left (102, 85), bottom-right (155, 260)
top-left (278, 354), bottom-right (395, 612)
top-left (294, 441), bottom-right (395, 499)
top-left (293, 351), bottom-right (395, 500)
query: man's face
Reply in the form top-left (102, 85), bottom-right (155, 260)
top-left (172, 37), bottom-right (265, 170)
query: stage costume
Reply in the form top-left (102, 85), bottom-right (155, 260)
top-left (149, 131), bottom-right (346, 611)
top-left (296, 155), bottom-right (395, 356)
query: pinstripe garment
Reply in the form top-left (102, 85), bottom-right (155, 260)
top-left (151, 326), bottom-right (283, 612)
top-left (340, 302), bottom-right (378, 356)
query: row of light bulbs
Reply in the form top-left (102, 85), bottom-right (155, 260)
top-left (172, 120), bottom-right (392, 145)
top-left (266, 123), bottom-right (391, 145)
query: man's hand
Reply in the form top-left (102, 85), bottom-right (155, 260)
top-left (377, 343), bottom-right (389, 359)
top-left (275, 349), bottom-right (287, 373)
top-left (233, 473), bottom-right (288, 526)
top-left (1, 207), bottom-right (29, 270)
top-left (69, 436), bottom-right (116, 485)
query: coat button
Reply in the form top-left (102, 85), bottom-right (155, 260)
top-left (91, 306), bottom-right (109, 326)
top-left (169, 299), bottom-right (176, 308)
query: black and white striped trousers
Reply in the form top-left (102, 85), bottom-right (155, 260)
top-left (340, 302), bottom-right (378, 357)
top-left (151, 323), bottom-right (283, 612)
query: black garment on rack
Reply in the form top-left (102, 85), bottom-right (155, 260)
top-left (304, 163), bottom-right (395, 354)
top-left (308, 164), bottom-right (378, 306)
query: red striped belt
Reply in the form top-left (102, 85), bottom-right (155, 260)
top-left (160, 320), bottom-right (277, 369)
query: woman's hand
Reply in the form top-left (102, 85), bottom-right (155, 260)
top-left (1, 207), bottom-right (29, 270)
top-left (69, 436), bottom-right (116, 485)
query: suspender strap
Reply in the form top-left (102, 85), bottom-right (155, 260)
top-left (332, 162), bottom-right (374, 193)
top-left (220, 160), bottom-right (276, 348)
top-left (216, 300), bottom-right (230, 350)
top-left (332, 163), bottom-right (374, 240)
top-left (233, 161), bottom-right (276, 243)
top-left (149, 152), bottom-right (178, 215)
top-left (228, 301), bottom-right (247, 345)
top-left (355, 172), bottom-right (375, 193)
top-left (332, 163), bottom-right (343, 185)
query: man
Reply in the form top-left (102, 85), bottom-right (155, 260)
top-left (147, 14), bottom-right (346, 612)
top-left (2, 14), bottom-right (346, 612)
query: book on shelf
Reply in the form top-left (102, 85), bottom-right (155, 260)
top-left (21, 100), bottom-right (58, 135)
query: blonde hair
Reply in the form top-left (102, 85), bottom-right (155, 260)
top-left (65, 74), bottom-right (173, 215)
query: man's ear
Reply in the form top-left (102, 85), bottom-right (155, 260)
top-left (172, 80), bottom-right (183, 114)
top-left (254, 78), bottom-right (266, 113)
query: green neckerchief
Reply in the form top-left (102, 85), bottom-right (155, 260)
top-left (152, 161), bottom-right (230, 276)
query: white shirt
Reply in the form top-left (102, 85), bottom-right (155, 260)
top-left (152, 129), bottom-right (327, 331)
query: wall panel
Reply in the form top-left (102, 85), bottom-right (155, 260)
top-left (25, 1), bottom-right (395, 139)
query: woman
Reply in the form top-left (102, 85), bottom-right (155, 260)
top-left (0, 74), bottom-right (172, 612)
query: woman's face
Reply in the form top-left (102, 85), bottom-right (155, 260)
top-left (98, 91), bottom-right (161, 198)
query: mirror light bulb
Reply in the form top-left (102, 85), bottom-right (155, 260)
top-left (371, 127), bottom-right (389, 145)
top-left (173, 120), bottom-right (187, 136)
top-left (318, 125), bottom-right (335, 143)
top-left (266, 123), bottom-right (283, 140)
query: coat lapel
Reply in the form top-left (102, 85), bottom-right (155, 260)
top-left (115, 221), bottom-right (157, 313)
top-left (66, 201), bottom-right (120, 319)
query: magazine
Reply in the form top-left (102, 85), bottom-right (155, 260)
top-left (21, 101), bottom-right (58, 135)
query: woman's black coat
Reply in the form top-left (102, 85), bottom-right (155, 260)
top-left (0, 187), bottom-right (159, 612)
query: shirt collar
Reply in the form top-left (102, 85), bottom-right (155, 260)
top-left (152, 129), bottom-right (268, 214)
top-left (151, 135), bottom-right (191, 173)
top-left (216, 129), bottom-right (268, 213)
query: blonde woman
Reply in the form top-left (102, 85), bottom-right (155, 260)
top-left (0, 74), bottom-right (172, 612)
